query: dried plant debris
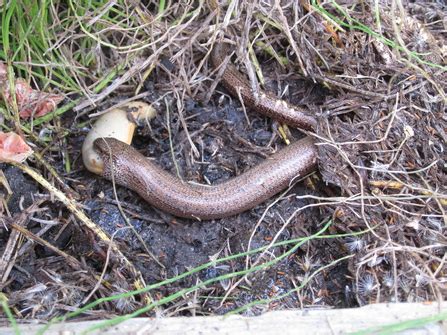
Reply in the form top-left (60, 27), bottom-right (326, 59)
top-left (0, 0), bottom-right (446, 325)
top-left (0, 132), bottom-right (32, 163)
top-left (0, 63), bottom-right (63, 119)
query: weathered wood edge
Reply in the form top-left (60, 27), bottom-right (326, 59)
top-left (1, 302), bottom-right (446, 335)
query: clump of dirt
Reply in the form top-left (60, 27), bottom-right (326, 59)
top-left (0, 0), bottom-right (446, 324)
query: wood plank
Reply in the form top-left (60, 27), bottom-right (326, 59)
top-left (2, 302), bottom-right (446, 334)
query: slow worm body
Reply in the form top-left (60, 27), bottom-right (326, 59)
top-left (84, 43), bottom-right (318, 219)
top-left (210, 43), bottom-right (317, 131)
top-left (94, 136), bottom-right (317, 219)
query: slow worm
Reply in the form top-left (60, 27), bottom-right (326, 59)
top-left (83, 44), bottom-right (318, 219)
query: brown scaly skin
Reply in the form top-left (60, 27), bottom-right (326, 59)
top-left (210, 43), bottom-right (317, 131)
top-left (92, 43), bottom-right (319, 219)
top-left (94, 137), bottom-right (317, 220)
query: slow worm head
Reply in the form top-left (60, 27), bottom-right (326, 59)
top-left (82, 101), bottom-right (156, 174)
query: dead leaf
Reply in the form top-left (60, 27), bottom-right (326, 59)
top-left (0, 63), bottom-right (63, 119)
top-left (0, 132), bottom-right (33, 163)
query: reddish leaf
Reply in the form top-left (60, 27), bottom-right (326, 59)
top-left (0, 63), bottom-right (63, 119)
top-left (0, 132), bottom-right (33, 163)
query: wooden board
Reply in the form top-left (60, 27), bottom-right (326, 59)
top-left (2, 302), bottom-right (446, 334)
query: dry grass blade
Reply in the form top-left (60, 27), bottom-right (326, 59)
top-left (0, 202), bottom-right (41, 284)
top-left (7, 162), bottom-right (150, 303)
